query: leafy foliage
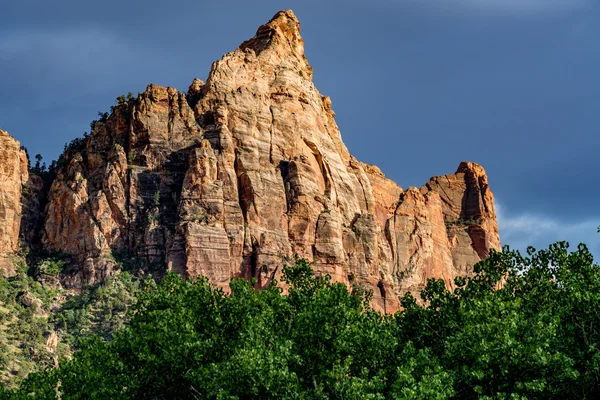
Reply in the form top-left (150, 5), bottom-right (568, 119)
top-left (2, 258), bottom-right (451, 399)
top-left (399, 242), bottom-right (600, 399)
top-left (0, 255), bottom-right (146, 391)
top-left (51, 272), bottom-right (145, 347)
top-left (443, 217), bottom-right (483, 227)
top-left (2, 243), bottom-right (600, 398)
top-left (0, 260), bottom-right (62, 389)
top-left (32, 257), bottom-right (66, 277)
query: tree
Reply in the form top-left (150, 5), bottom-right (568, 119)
top-left (398, 243), bottom-right (599, 398)
top-left (5, 258), bottom-right (450, 399)
top-left (4, 244), bottom-right (600, 399)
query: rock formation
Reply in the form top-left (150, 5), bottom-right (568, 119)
top-left (0, 129), bottom-right (29, 274)
top-left (2, 10), bottom-right (501, 312)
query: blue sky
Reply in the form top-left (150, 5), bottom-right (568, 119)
top-left (1, 0), bottom-right (599, 257)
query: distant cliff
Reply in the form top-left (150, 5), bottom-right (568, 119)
top-left (0, 10), bottom-right (500, 313)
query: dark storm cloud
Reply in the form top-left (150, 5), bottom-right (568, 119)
top-left (1, 0), bottom-right (598, 257)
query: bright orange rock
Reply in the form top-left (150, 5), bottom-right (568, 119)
top-left (0, 129), bottom-right (29, 275)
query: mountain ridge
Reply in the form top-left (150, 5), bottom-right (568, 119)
top-left (0, 10), bottom-right (500, 313)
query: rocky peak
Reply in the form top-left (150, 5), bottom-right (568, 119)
top-left (1, 11), bottom-right (501, 311)
top-left (240, 10), bottom-right (306, 61)
top-left (188, 78), bottom-right (204, 98)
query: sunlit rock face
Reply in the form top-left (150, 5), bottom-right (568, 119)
top-left (0, 129), bottom-right (29, 275)
top-left (37, 10), bottom-right (500, 312)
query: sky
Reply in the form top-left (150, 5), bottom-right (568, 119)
top-left (1, 0), bottom-right (599, 258)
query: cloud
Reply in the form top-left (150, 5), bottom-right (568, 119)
top-left (496, 202), bottom-right (599, 259)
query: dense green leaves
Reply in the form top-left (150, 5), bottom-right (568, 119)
top-left (398, 242), bottom-right (600, 398)
top-left (52, 272), bottom-right (144, 346)
top-left (3, 243), bottom-right (600, 398)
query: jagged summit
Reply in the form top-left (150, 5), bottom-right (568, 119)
top-left (0, 11), bottom-right (500, 312)
top-left (240, 10), bottom-right (305, 57)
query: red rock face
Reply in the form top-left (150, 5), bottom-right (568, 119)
top-left (35, 10), bottom-right (501, 311)
top-left (421, 161), bottom-right (501, 277)
top-left (0, 129), bottom-right (29, 275)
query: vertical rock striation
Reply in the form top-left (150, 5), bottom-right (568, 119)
top-left (0, 129), bottom-right (29, 275)
top-left (421, 161), bottom-right (501, 277)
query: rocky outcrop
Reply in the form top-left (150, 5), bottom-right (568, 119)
top-left (33, 10), bottom-right (500, 311)
top-left (421, 161), bottom-right (501, 277)
top-left (42, 85), bottom-right (201, 286)
top-left (0, 129), bottom-right (29, 274)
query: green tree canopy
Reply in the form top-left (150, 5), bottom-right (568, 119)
top-left (3, 243), bottom-right (600, 399)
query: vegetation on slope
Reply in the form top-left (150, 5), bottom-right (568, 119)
top-left (0, 254), bottom-right (146, 390)
top-left (0, 256), bottom-right (61, 387)
top-left (1, 242), bottom-right (599, 399)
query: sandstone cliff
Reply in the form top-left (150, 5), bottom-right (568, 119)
top-left (4, 11), bottom-right (500, 312)
top-left (0, 129), bottom-right (29, 274)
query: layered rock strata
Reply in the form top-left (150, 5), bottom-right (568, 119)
top-left (3, 11), bottom-right (500, 312)
top-left (0, 130), bottom-right (29, 274)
